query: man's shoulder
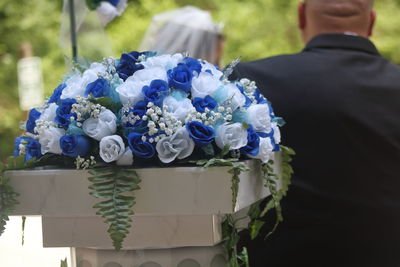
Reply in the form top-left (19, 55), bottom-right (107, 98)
top-left (232, 53), bottom-right (306, 81)
top-left (239, 53), bottom-right (303, 70)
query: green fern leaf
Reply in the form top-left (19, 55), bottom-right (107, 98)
top-left (88, 167), bottom-right (141, 250)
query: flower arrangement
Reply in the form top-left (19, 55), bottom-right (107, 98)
top-left (1, 51), bottom-right (294, 264)
top-left (16, 52), bottom-right (282, 167)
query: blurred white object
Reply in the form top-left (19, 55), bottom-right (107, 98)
top-left (0, 216), bottom-right (71, 267)
top-left (140, 6), bottom-right (224, 64)
top-left (96, 0), bottom-right (128, 26)
top-left (17, 57), bottom-right (44, 111)
top-left (59, 0), bottom-right (117, 62)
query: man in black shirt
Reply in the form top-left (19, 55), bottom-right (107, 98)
top-left (231, 0), bottom-right (400, 266)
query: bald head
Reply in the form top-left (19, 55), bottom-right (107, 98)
top-left (299, 0), bottom-right (376, 43)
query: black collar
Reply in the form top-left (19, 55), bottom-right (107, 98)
top-left (304, 33), bottom-right (380, 56)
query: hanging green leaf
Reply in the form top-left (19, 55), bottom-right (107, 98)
top-left (0, 155), bottom-right (38, 237)
top-left (21, 215), bottom-right (26, 246)
top-left (60, 258), bottom-right (68, 267)
top-left (88, 167), bottom-right (141, 250)
top-left (252, 145), bottom-right (295, 240)
top-left (222, 215), bottom-right (250, 267)
top-left (0, 176), bottom-right (19, 236)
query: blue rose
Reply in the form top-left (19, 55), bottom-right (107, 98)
top-left (56, 99), bottom-right (77, 129)
top-left (26, 108), bottom-right (41, 134)
top-left (13, 136), bottom-right (25, 157)
top-left (167, 63), bottom-right (193, 93)
top-left (60, 135), bottom-right (90, 157)
top-left (240, 126), bottom-right (260, 157)
top-left (116, 51), bottom-right (144, 81)
top-left (48, 83), bottom-right (66, 104)
top-left (183, 57), bottom-right (202, 75)
top-left (127, 132), bottom-right (155, 159)
top-left (142, 79), bottom-right (169, 106)
top-left (107, 0), bottom-right (119, 6)
top-left (13, 136), bottom-right (42, 161)
top-left (186, 121), bottom-right (215, 147)
top-left (85, 78), bottom-right (110, 98)
top-left (254, 88), bottom-right (267, 104)
top-left (25, 138), bottom-right (42, 161)
top-left (123, 100), bottom-right (147, 127)
top-left (116, 51), bottom-right (156, 81)
top-left (192, 95), bottom-right (217, 113)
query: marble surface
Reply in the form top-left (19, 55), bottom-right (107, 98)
top-left (42, 214), bottom-right (222, 249)
top-left (74, 246), bottom-right (227, 267)
top-left (5, 157), bottom-right (281, 250)
top-left (8, 159), bottom-right (277, 217)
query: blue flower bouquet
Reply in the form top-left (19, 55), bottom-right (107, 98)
top-left (15, 52), bottom-right (282, 167)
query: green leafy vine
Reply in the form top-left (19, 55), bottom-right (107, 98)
top-left (248, 145), bottom-right (295, 240)
top-left (88, 167), bottom-right (141, 250)
top-left (219, 145), bottom-right (294, 266)
top-left (0, 156), bottom-right (36, 237)
top-left (222, 215), bottom-right (250, 267)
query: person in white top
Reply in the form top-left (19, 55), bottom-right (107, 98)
top-left (140, 6), bottom-right (225, 66)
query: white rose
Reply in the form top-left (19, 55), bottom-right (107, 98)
top-left (96, 2), bottom-right (119, 25)
top-left (116, 66), bottom-right (167, 105)
top-left (156, 127), bottom-right (195, 163)
top-left (163, 96), bottom-right (194, 122)
top-left (99, 135), bottom-right (125, 163)
top-left (82, 109), bottom-right (117, 141)
top-left (249, 137), bottom-right (274, 163)
top-left (272, 122), bottom-right (281, 145)
top-left (246, 104), bottom-right (272, 133)
top-left (215, 122), bottom-right (248, 150)
top-left (200, 61), bottom-right (223, 79)
top-left (87, 62), bottom-right (107, 76)
top-left (223, 83), bottom-right (246, 110)
top-left (39, 103), bottom-right (58, 122)
top-left (142, 54), bottom-right (183, 70)
top-left (38, 126), bottom-right (65, 155)
top-left (61, 69), bottom-right (98, 99)
top-left (116, 147), bottom-right (134, 166)
top-left (191, 71), bottom-right (222, 99)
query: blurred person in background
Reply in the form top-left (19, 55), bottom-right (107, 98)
top-left (140, 6), bottom-right (225, 67)
top-left (231, 0), bottom-right (400, 266)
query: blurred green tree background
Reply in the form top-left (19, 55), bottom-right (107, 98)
top-left (0, 0), bottom-right (399, 160)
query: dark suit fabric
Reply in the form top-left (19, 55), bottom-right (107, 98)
top-left (231, 34), bottom-right (400, 267)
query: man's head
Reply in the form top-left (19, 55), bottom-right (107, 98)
top-left (298, 0), bottom-right (376, 43)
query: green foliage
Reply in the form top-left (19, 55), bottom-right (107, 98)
top-left (247, 145), bottom-right (295, 240)
top-left (91, 97), bottom-right (123, 113)
top-left (222, 215), bottom-right (250, 267)
top-left (60, 258), bottom-right (68, 267)
top-left (0, 155), bottom-right (37, 236)
top-left (21, 215), bottom-right (26, 246)
top-left (88, 167), bottom-right (141, 250)
top-left (191, 148), bottom-right (250, 211)
top-left (0, 177), bottom-right (19, 236)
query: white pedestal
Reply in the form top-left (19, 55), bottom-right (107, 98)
top-left (4, 156), bottom-right (281, 267)
top-left (73, 246), bottom-right (226, 267)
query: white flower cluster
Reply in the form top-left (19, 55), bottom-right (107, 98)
top-left (184, 106), bottom-right (234, 126)
top-left (71, 97), bottom-right (106, 122)
top-left (239, 78), bottom-right (259, 104)
top-left (75, 156), bottom-right (96, 170)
